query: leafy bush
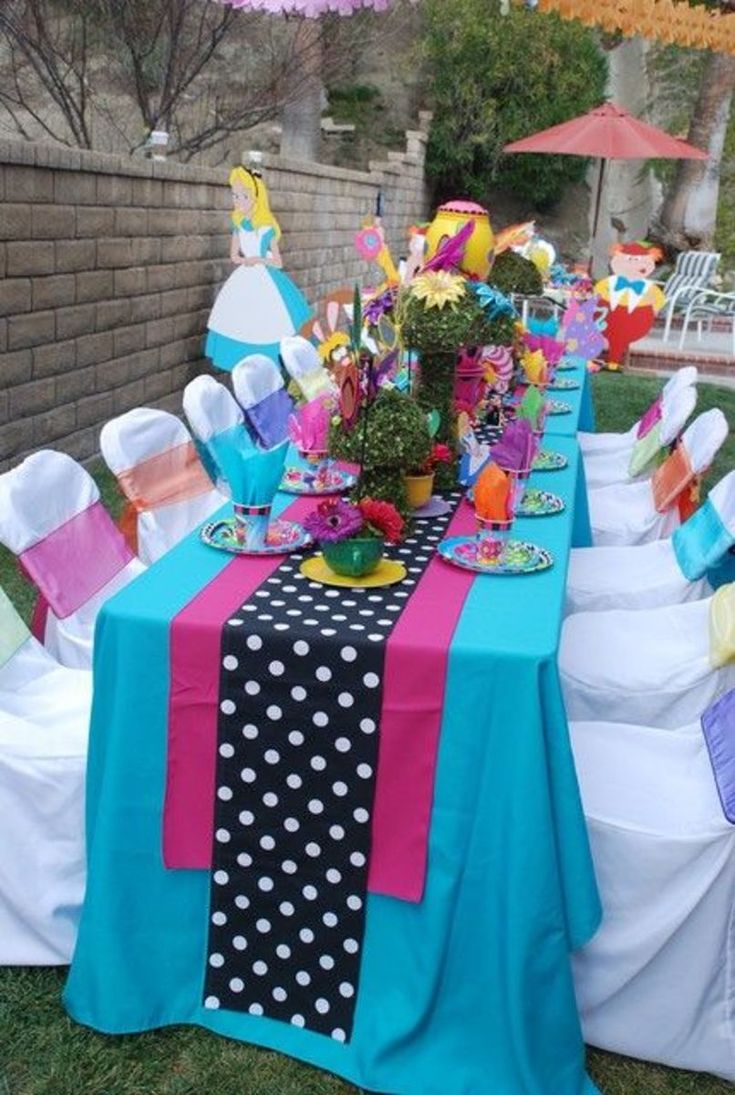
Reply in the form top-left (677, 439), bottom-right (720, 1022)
top-left (490, 251), bottom-right (544, 296)
top-left (422, 0), bottom-right (608, 209)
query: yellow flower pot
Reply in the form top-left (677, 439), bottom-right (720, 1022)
top-left (404, 472), bottom-right (435, 509)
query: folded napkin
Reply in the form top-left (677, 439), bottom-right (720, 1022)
top-left (287, 396), bottom-right (333, 453)
top-left (674, 497), bottom-right (735, 581)
top-left (526, 316), bottom-right (559, 338)
top-left (207, 426), bottom-right (289, 511)
top-left (710, 582), bottom-right (735, 669)
top-left (701, 689), bottom-right (735, 823)
top-left (524, 333), bottom-right (565, 367)
top-left (474, 463), bottom-right (513, 523)
top-left (233, 355), bottom-right (294, 450)
top-left (521, 349), bottom-right (549, 387)
top-left (516, 385), bottom-right (544, 432)
top-left (628, 422), bottom-right (662, 479)
top-left (491, 418), bottom-right (535, 473)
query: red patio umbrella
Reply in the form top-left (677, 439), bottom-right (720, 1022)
top-left (504, 102), bottom-right (708, 260)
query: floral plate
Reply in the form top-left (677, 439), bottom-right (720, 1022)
top-left (516, 489), bottom-right (565, 517)
top-left (548, 377), bottom-right (580, 391)
top-left (200, 518), bottom-right (311, 556)
top-left (532, 449), bottom-right (568, 472)
top-left (280, 466), bottom-right (355, 496)
top-left (546, 399), bottom-right (573, 415)
top-left (438, 536), bottom-right (554, 575)
top-left (555, 360), bottom-right (578, 371)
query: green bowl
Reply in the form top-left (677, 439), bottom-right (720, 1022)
top-left (321, 537), bottom-right (384, 577)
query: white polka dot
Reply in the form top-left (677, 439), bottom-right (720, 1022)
top-left (344, 938), bottom-right (359, 954)
top-left (291, 686), bottom-right (307, 702)
top-left (274, 623), bottom-right (290, 631)
top-left (284, 817), bottom-right (300, 832)
top-left (287, 773), bottom-right (302, 790)
top-left (288, 730), bottom-right (304, 746)
top-left (298, 595), bottom-right (313, 603)
top-left (209, 952), bottom-right (224, 968)
top-left (281, 859), bottom-right (297, 874)
top-left (260, 835), bottom-right (275, 851)
top-left (240, 606), bottom-right (256, 614)
top-left (233, 934), bottom-right (247, 949)
top-left (223, 655), bottom-right (238, 670)
top-left (271, 599), bottom-right (285, 607)
top-left (286, 609), bottom-right (301, 618)
top-left (350, 851), bottom-right (366, 867)
top-left (332, 781), bottom-right (348, 797)
top-left (338, 692), bottom-right (354, 708)
top-left (266, 705), bottom-right (282, 721)
top-left (241, 768), bottom-right (256, 784)
top-left (249, 1003), bottom-right (264, 1016)
top-left (348, 624), bottom-right (365, 632)
top-left (304, 619), bottom-right (319, 626)
top-left (273, 986), bottom-right (288, 1002)
top-left (242, 723), bottom-right (258, 738)
top-left (329, 824), bottom-right (345, 840)
top-left (246, 635), bottom-right (263, 651)
top-left (308, 798), bottom-right (324, 815)
top-left (216, 828), bottom-right (230, 843)
top-left (315, 665), bottom-right (333, 683)
top-left (360, 718), bottom-right (376, 734)
top-left (325, 590), bottom-right (340, 598)
top-left (357, 763), bottom-right (373, 779)
top-left (269, 660), bottom-right (285, 676)
top-left (220, 699), bottom-right (236, 715)
top-left (217, 785), bottom-right (233, 801)
top-left (264, 748), bottom-right (280, 764)
top-left (283, 585), bottom-right (297, 593)
top-left (258, 876), bottom-right (274, 892)
top-left (280, 901), bottom-right (295, 916)
top-left (276, 944), bottom-right (291, 959)
top-left (211, 911), bottom-right (227, 926)
top-left (234, 895), bottom-right (250, 910)
top-left (321, 628), bottom-right (336, 637)
top-left (293, 640), bottom-right (310, 656)
top-left (323, 911), bottom-right (338, 927)
top-left (237, 852), bottom-right (253, 868)
top-left (296, 970), bottom-right (311, 986)
top-left (347, 895), bottom-right (363, 911)
top-left (257, 614), bottom-right (272, 622)
top-left (256, 918), bottom-right (271, 933)
top-left (204, 996), bottom-right (220, 1009)
top-left (229, 978), bottom-right (245, 993)
top-left (239, 809), bottom-right (254, 826)
top-left (335, 737), bottom-right (351, 753)
top-left (253, 960), bottom-right (268, 976)
top-left (339, 982), bottom-right (355, 998)
top-left (305, 841), bottom-right (321, 857)
top-left (244, 680), bottom-right (260, 696)
top-left (303, 884), bottom-right (318, 900)
top-left (353, 807), bottom-right (369, 823)
top-left (319, 955), bottom-right (335, 970)
top-left (291, 1014), bottom-right (306, 1028)
top-left (313, 711), bottom-right (329, 728)
top-left (363, 672), bottom-right (379, 688)
top-left (263, 792), bottom-right (279, 807)
top-left (214, 870), bottom-right (229, 885)
top-left (300, 927), bottom-right (315, 944)
top-left (326, 868), bottom-right (342, 884)
top-left (333, 614), bottom-right (347, 622)
top-left (219, 743), bottom-right (235, 758)
top-left (255, 590), bottom-right (269, 598)
top-left (332, 1028), bottom-right (347, 1043)
top-left (315, 998), bottom-right (330, 1015)
top-left (369, 633), bottom-right (384, 642)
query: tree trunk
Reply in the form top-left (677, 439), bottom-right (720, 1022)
top-left (659, 51), bottom-right (735, 251)
top-left (280, 18), bottom-right (324, 161)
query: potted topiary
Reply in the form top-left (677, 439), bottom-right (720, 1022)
top-left (405, 442), bottom-right (453, 509)
top-left (488, 250), bottom-right (544, 297)
top-left (304, 497), bottom-right (404, 578)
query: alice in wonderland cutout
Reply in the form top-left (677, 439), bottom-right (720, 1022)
top-left (205, 166), bottom-right (312, 371)
top-left (594, 242), bottom-right (665, 371)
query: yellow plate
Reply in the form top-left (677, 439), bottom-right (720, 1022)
top-left (300, 556), bottom-right (407, 588)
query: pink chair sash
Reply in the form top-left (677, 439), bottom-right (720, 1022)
top-left (637, 396), bottom-right (662, 440)
top-left (116, 441), bottom-right (213, 512)
top-left (19, 501), bottom-right (134, 619)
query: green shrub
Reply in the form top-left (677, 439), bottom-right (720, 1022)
top-left (489, 251), bottom-right (544, 296)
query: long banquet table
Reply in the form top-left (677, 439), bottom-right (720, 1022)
top-left (64, 368), bottom-right (601, 1094)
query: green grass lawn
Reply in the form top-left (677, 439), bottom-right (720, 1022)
top-left (1, 372), bottom-right (735, 1094)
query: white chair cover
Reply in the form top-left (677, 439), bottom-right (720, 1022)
top-left (0, 587), bottom-right (90, 964)
top-left (567, 468), bottom-right (735, 615)
top-left (279, 335), bottom-right (334, 402)
top-left (232, 355), bottom-right (294, 448)
top-left (571, 717), bottom-right (735, 1080)
top-left (100, 408), bottom-right (225, 565)
top-left (0, 451), bottom-right (144, 669)
top-left (589, 408), bottom-right (729, 547)
top-left (183, 374), bottom-right (244, 443)
top-left (559, 591), bottom-right (735, 728)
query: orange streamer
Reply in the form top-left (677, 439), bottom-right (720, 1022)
top-left (537, 0), bottom-right (735, 55)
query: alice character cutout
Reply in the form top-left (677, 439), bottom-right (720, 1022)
top-left (595, 242), bottom-right (665, 371)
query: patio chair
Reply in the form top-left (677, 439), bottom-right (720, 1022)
top-left (100, 408), bottom-right (225, 565)
top-left (659, 250), bottom-right (720, 342)
top-left (677, 288), bottom-right (735, 358)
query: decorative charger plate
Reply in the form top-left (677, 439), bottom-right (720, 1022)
top-left (280, 466), bottom-right (355, 496)
top-left (438, 536), bottom-right (554, 576)
top-left (548, 377), bottom-right (580, 391)
top-left (546, 399), bottom-right (573, 415)
top-left (516, 488), bottom-right (565, 517)
top-left (555, 360), bottom-right (578, 371)
top-left (300, 555), bottom-right (407, 588)
top-left (200, 518), bottom-right (311, 556)
top-left (413, 495), bottom-right (452, 519)
top-left (532, 449), bottom-right (568, 472)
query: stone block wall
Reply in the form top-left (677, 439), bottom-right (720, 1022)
top-left (0, 115), bottom-right (430, 470)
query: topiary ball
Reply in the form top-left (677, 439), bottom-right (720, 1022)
top-left (489, 251), bottom-right (544, 297)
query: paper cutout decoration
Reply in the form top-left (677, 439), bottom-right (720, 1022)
top-left (205, 166), bottom-right (311, 371)
top-left (458, 425), bottom-right (491, 486)
top-left (595, 242), bottom-right (666, 370)
top-left (480, 345), bottom-right (514, 394)
top-left (495, 220), bottom-right (536, 256)
top-left (561, 295), bottom-right (607, 361)
top-left (424, 200), bottom-right (496, 281)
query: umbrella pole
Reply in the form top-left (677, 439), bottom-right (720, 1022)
top-left (588, 157), bottom-right (606, 276)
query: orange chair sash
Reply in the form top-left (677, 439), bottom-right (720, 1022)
top-left (652, 444), bottom-right (694, 514)
top-left (116, 441), bottom-right (213, 513)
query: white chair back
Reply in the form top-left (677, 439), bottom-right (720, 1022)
top-left (183, 375), bottom-right (243, 444)
top-left (710, 470), bottom-right (735, 538)
top-left (279, 335), bottom-right (334, 402)
top-left (662, 365), bottom-right (698, 401)
top-left (232, 355), bottom-right (294, 448)
top-left (659, 384), bottom-right (697, 446)
top-left (681, 408), bottom-right (729, 474)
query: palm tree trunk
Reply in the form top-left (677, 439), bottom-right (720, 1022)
top-left (659, 51), bottom-right (735, 251)
top-left (280, 18), bottom-right (323, 161)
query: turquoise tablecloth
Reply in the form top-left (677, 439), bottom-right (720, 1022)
top-left (64, 433), bottom-right (600, 1095)
top-left (545, 357), bottom-right (596, 437)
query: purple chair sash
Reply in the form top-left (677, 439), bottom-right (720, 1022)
top-left (243, 388), bottom-right (293, 449)
top-left (19, 501), bottom-right (135, 619)
top-left (701, 689), bottom-right (735, 824)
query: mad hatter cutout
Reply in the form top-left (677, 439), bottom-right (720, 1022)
top-left (595, 242), bottom-right (665, 371)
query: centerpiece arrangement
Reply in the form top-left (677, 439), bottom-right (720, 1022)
top-left (303, 496), bottom-right (404, 580)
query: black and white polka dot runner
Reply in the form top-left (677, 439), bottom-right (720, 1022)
top-left (203, 494), bottom-right (463, 1040)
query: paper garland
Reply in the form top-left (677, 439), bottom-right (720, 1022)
top-left (538, 0), bottom-right (735, 56)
